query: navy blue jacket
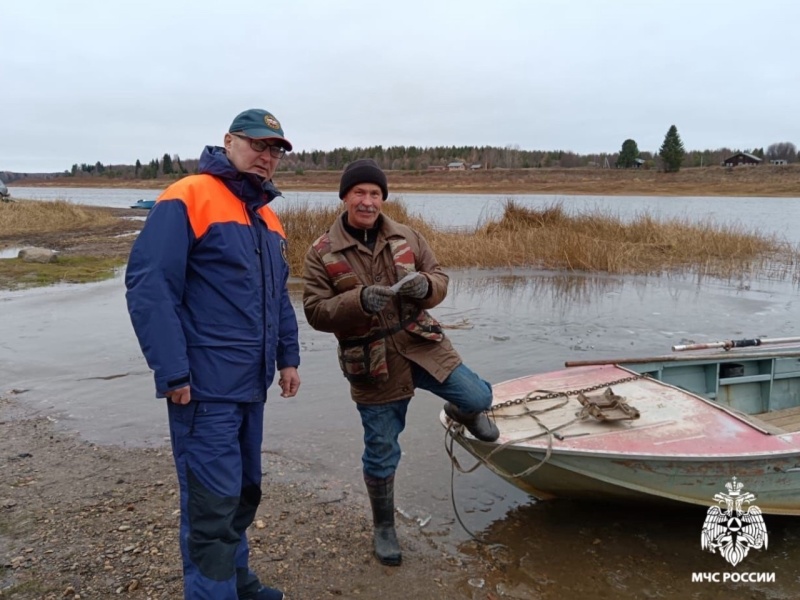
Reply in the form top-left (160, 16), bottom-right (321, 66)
top-left (125, 146), bottom-right (300, 401)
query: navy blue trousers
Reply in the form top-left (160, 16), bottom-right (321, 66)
top-left (167, 400), bottom-right (266, 600)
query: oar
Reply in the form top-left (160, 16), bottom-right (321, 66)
top-left (565, 349), bottom-right (800, 368)
top-left (672, 336), bottom-right (800, 352)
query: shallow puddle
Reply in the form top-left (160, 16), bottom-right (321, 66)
top-left (0, 247), bottom-right (23, 259)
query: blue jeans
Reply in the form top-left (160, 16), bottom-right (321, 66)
top-left (356, 362), bottom-right (493, 479)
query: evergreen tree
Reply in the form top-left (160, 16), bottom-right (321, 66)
top-left (135, 159), bottom-right (141, 177)
top-left (616, 139), bottom-right (640, 168)
top-left (162, 153), bottom-right (173, 174)
top-left (659, 125), bottom-right (685, 172)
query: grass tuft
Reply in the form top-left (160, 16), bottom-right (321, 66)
top-left (0, 199), bottom-right (118, 235)
top-left (0, 256), bottom-right (125, 290)
top-left (0, 200), bottom-right (128, 289)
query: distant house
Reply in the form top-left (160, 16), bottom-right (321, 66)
top-left (447, 161), bottom-right (466, 171)
top-left (470, 163), bottom-right (482, 170)
top-left (769, 159), bottom-right (788, 166)
top-left (723, 152), bottom-right (762, 167)
top-left (633, 158), bottom-right (646, 168)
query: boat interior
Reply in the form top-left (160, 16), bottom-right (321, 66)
top-left (617, 350), bottom-right (800, 434)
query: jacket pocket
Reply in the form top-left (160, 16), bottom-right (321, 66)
top-left (403, 310), bottom-right (444, 342)
top-left (337, 338), bottom-right (389, 384)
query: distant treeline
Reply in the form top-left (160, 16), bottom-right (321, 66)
top-left (2, 142), bottom-right (797, 183)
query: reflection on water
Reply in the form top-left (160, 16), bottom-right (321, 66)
top-left (450, 270), bottom-right (630, 312)
top-left (3, 267), bottom-right (800, 595)
top-left (460, 500), bottom-right (799, 599)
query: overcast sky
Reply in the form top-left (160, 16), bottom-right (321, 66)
top-left (1, 0), bottom-right (796, 172)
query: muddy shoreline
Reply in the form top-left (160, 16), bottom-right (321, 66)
top-left (0, 394), bottom-right (489, 599)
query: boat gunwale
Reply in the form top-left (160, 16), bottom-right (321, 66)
top-left (442, 412), bottom-right (800, 461)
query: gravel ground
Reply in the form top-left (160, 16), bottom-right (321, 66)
top-left (0, 394), bottom-right (497, 600)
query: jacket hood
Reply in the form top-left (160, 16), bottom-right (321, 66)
top-left (198, 145), bottom-right (282, 207)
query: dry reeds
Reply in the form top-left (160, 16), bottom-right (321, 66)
top-left (277, 199), bottom-right (797, 282)
top-left (279, 201), bottom-right (439, 274)
top-left (3, 198), bottom-right (793, 286)
top-left (0, 199), bottom-right (118, 236)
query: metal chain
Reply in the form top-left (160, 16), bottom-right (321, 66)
top-left (444, 371), bottom-right (648, 546)
top-left (491, 373), bottom-right (648, 411)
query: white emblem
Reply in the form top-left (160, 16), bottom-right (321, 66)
top-left (280, 239), bottom-right (288, 265)
top-left (701, 477), bottom-right (768, 567)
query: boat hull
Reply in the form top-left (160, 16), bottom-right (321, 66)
top-left (130, 200), bottom-right (155, 209)
top-left (442, 354), bottom-right (800, 515)
top-left (449, 433), bottom-right (800, 514)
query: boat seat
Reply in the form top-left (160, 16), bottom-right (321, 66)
top-left (752, 406), bottom-right (800, 434)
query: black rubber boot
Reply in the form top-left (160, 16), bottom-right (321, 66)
top-left (443, 402), bottom-right (500, 442)
top-left (364, 476), bottom-right (402, 566)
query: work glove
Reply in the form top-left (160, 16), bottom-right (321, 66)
top-left (396, 272), bottom-right (429, 299)
top-left (361, 285), bottom-right (395, 314)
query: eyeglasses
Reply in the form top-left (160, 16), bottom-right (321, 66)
top-left (231, 133), bottom-right (287, 158)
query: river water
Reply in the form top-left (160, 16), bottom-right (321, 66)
top-left (8, 184), bottom-right (800, 243)
top-left (3, 187), bottom-right (800, 598)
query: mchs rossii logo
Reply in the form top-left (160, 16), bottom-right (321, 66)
top-left (692, 477), bottom-right (773, 584)
top-left (701, 476), bottom-right (768, 567)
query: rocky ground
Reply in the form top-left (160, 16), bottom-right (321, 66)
top-left (0, 393), bottom-right (502, 600)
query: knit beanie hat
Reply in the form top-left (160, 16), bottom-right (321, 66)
top-left (339, 159), bottom-right (388, 200)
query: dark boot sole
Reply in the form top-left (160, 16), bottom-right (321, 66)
top-left (375, 552), bottom-right (402, 566)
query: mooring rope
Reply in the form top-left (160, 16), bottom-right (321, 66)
top-left (444, 373), bottom-right (647, 544)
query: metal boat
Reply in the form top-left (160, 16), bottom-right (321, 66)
top-left (441, 337), bottom-right (800, 514)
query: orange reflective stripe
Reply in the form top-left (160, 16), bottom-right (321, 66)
top-left (258, 205), bottom-right (286, 239)
top-left (157, 175), bottom-right (285, 239)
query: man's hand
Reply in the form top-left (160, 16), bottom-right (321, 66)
top-left (361, 285), bottom-right (395, 313)
top-left (396, 273), bottom-right (429, 299)
top-left (278, 366), bottom-right (300, 398)
top-left (166, 385), bottom-right (191, 405)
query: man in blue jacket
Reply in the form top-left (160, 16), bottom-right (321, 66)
top-left (125, 108), bottom-right (301, 600)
